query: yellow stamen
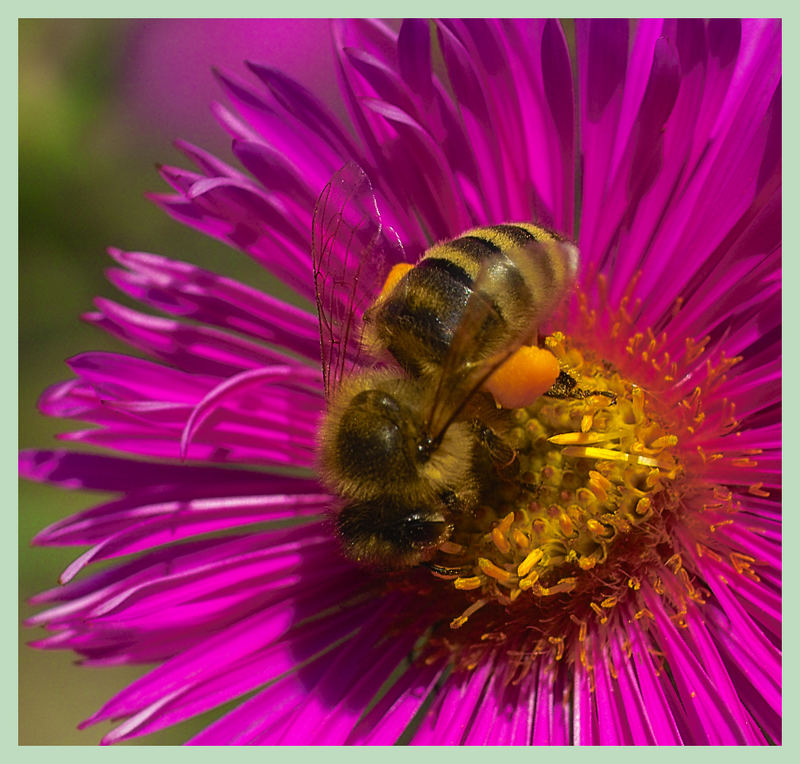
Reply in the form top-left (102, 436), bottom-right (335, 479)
top-left (454, 576), bottom-right (483, 590)
top-left (548, 431), bottom-right (618, 445)
top-left (491, 527), bottom-right (511, 555)
top-left (419, 312), bottom-right (730, 669)
top-left (511, 528), bottom-right (530, 550)
top-left (517, 548), bottom-right (544, 577)
top-left (477, 558), bottom-right (516, 584)
top-left (450, 598), bottom-right (489, 630)
top-left (561, 445), bottom-right (664, 467)
top-left (548, 636), bottom-right (565, 660)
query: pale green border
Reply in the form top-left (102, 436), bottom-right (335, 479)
top-left (9, 2), bottom-right (794, 760)
top-left (5, 1), bottom-right (797, 17)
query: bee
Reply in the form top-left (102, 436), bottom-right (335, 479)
top-left (312, 162), bottom-right (579, 569)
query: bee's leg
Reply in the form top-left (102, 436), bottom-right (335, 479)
top-left (439, 489), bottom-right (461, 511)
top-left (544, 371), bottom-right (617, 404)
top-left (543, 370), bottom-right (578, 398)
top-left (516, 478), bottom-right (541, 496)
top-left (422, 561), bottom-right (474, 578)
top-left (470, 419), bottom-right (516, 467)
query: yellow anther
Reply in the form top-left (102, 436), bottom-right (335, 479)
top-left (671, 610), bottom-right (688, 628)
top-left (679, 568), bottom-right (695, 594)
top-left (666, 553), bottom-right (682, 572)
top-left (577, 555), bottom-right (597, 570)
top-left (747, 483), bottom-right (770, 498)
top-left (631, 386), bottom-right (645, 418)
top-left (548, 431), bottom-right (613, 445)
top-left (550, 577), bottom-right (578, 594)
top-left (650, 434), bottom-right (678, 449)
top-left (450, 598), bottom-right (488, 630)
top-left (588, 472), bottom-right (609, 501)
top-left (730, 552), bottom-right (757, 576)
top-left (511, 528), bottom-right (530, 550)
top-left (709, 519), bottom-right (734, 533)
top-left (586, 519), bottom-right (607, 536)
top-left (589, 471), bottom-right (612, 489)
top-left (454, 576), bottom-right (483, 590)
top-left (589, 602), bottom-right (607, 623)
top-left (548, 636), bottom-right (565, 661)
top-left (491, 527), bottom-right (511, 555)
top-left (517, 548), bottom-right (544, 578)
top-left (497, 512), bottom-right (515, 533)
top-left (477, 558), bottom-right (516, 584)
top-left (518, 570), bottom-right (540, 590)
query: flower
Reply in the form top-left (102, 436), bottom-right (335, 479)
top-left (21, 19), bottom-right (781, 745)
top-left (122, 19), bottom-right (341, 149)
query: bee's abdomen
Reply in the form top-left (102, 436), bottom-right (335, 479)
top-left (370, 223), bottom-right (574, 376)
top-left (374, 258), bottom-right (472, 376)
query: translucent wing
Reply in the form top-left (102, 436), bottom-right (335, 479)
top-left (312, 162), bottom-right (405, 401)
top-left (423, 265), bottom-right (518, 447)
top-left (424, 237), bottom-right (579, 446)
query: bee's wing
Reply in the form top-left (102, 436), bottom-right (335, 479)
top-left (424, 266), bottom-right (517, 445)
top-left (425, 236), bottom-right (579, 444)
top-left (312, 162), bottom-right (405, 401)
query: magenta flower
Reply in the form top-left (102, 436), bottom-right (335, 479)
top-left (22, 19), bottom-right (780, 745)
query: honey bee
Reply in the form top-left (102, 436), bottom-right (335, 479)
top-left (312, 162), bottom-right (579, 569)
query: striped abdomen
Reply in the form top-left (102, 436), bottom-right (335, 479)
top-left (364, 224), bottom-right (578, 377)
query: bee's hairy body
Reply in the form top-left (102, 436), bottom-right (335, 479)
top-left (319, 371), bottom-right (477, 568)
top-left (319, 371), bottom-right (475, 507)
top-left (313, 177), bottom-right (579, 571)
top-left (363, 223), bottom-right (577, 378)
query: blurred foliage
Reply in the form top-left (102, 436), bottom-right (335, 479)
top-left (19, 19), bottom-right (296, 744)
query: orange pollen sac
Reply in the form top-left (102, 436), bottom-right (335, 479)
top-left (484, 345), bottom-right (560, 409)
top-left (375, 262), bottom-right (414, 304)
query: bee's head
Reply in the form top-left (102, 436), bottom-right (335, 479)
top-left (335, 497), bottom-right (453, 568)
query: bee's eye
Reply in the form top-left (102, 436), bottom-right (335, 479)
top-left (350, 389), bottom-right (402, 416)
top-left (336, 500), bottom-right (452, 568)
top-left (400, 512), bottom-right (450, 546)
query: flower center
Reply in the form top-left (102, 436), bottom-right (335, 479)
top-left (430, 330), bottom-right (684, 636)
top-left (379, 275), bottom-right (759, 678)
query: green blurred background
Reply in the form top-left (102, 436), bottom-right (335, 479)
top-left (19, 18), bottom-right (337, 744)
